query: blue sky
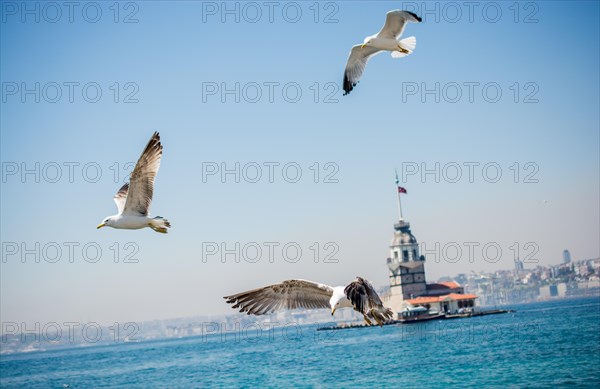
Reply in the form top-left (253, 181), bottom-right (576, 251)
top-left (1, 1), bottom-right (599, 326)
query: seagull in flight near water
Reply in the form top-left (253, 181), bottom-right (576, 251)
top-left (224, 277), bottom-right (393, 326)
top-left (343, 10), bottom-right (422, 95)
top-left (97, 132), bottom-right (171, 233)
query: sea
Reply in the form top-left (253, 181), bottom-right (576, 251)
top-left (1, 297), bottom-right (599, 388)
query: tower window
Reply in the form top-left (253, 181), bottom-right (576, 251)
top-left (403, 250), bottom-right (408, 262)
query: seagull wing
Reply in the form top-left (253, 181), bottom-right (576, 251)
top-left (376, 10), bottom-right (422, 40)
top-left (343, 44), bottom-right (383, 95)
top-left (113, 183), bottom-right (129, 214)
top-left (224, 280), bottom-right (334, 315)
top-left (344, 277), bottom-right (393, 323)
top-left (122, 132), bottom-right (163, 216)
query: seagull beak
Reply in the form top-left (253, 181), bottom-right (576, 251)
top-left (361, 43), bottom-right (366, 49)
top-left (96, 223), bottom-right (105, 229)
top-left (331, 307), bottom-right (336, 316)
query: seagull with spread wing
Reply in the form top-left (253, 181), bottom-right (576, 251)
top-left (224, 277), bottom-right (393, 326)
top-left (343, 10), bottom-right (422, 95)
top-left (96, 132), bottom-right (171, 233)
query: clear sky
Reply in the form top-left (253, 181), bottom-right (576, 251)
top-left (1, 1), bottom-right (599, 327)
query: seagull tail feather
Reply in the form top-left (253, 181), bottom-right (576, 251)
top-left (150, 217), bottom-right (171, 233)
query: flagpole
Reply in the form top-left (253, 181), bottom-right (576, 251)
top-left (397, 189), bottom-right (404, 221)
top-left (395, 169), bottom-right (403, 221)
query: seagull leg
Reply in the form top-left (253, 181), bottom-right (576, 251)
top-left (371, 309), bottom-right (383, 326)
top-left (148, 223), bottom-right (168, 233)
top-left (362, 314), bottom-right (373, 326)
top-left (397, 45), bottom-right (410, 54)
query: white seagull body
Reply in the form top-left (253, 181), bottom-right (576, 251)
top-left (343, 10), bottom-right (422, 95)
top-left (97, 132), bottom-right (171, 233)
top-left (224, 277), bottom-right (393, 326)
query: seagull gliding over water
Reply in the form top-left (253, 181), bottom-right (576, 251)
top-left (96, 132), bottom-right (171, 233)
top-left (224, 277), bottom-right (393, 326)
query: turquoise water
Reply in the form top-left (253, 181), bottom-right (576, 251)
top-left (1, 297), bottom-right (599, 388)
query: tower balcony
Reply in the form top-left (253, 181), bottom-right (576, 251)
top-left (394, 220), bottom-right (410, 231)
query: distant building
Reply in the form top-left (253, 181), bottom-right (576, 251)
top-left (563, 249), bottom-right (571, 264)
top-left (387, 219), bottom-right (426, 303)
top-left (515, 258), bottom-right (525, 273)
top-left (385, 176), bottom-right (477, 317)
top-left (405, 293), bottom-right (478, 313)
top-left (539, 283), bottom-right (567, 299)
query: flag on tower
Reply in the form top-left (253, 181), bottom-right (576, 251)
top-left (394, 170), bottom-right (406, 220)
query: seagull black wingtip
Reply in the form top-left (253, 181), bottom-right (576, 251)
top-left (406, 11), bottom-right (422, 22)
top-left (343, 75), bottom-right (352, 96)
top-left (342, 78), bottom-right (359, 96)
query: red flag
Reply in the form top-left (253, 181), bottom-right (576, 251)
top-left (398, 186), bottom-right (407, 194)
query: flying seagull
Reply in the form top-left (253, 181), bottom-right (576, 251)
top-left (97, 132), bottom-right (171, 233)
top-left (224, 277), bottom-right (393, 326)
top-left (343, 10), bottom-right (422, 95)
